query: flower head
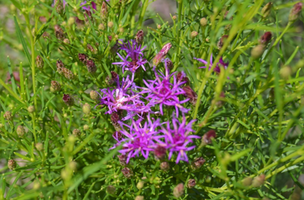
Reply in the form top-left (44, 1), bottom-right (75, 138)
top-left (112, 40), bottom-right (147, 75)
top-left (141, 60), bottom-right (190, 117)
top-left (155, 116), bottom-right (200, 163)
top-left (112, 116), bottom-right (161, 163)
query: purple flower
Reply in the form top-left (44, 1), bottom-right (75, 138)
top-left (155, 116), bottom-right (200, 163)
top-left (112, 116), bottom-right (161, 163)
top-left (141, 59), bottom-right (190, 117)
top-left (194, 55), bottom-right (229, 74)
top-left (80, 1), bottom-right (97, 11)
top-left (113, 40), bottom-right (147, 75)
top-left (99, 76), bottom-right (149, 116)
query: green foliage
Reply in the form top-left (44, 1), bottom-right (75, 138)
top-left (0, 0), bottom-right (304, 199)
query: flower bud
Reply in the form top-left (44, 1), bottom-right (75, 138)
top-left (75, 17), bottom-right (85, 28)
top-left (202, 130), bottom-right (216, 145)
top-left (54, 25), bottom-right (65, 40)
top-left (101, 1), bottom-right (108, 20)
top-left (251, 44), bottom-right (265, 59)
top-left (280, 66), bottom-right (292, 80)
top-left (160, 161), bottom-right (170, 171)
top-left (135, 196), bottom-right (144, 200)
top-left (106, 185), bottom-right (116, 195)
top-left (137, 181), bottom-right (144, 190)
top-left (190, 31), bottom-right (198, 39)
top-left (63, 94), bottom-right (73, 106)
top-left (90, 91), bottom-right (99, 101)
top-left (117, 154), bottom-right (127, 166)
top-left (176, 71), bottom-right (189, 85)
top-left (87, 44), bottom-right (97, 54)
top-left (164, 59), bottom-right (173, 71)
top-left (106, 71), bottom-right (119, 85)
top-left (55, 0), bottom-right (64, 15)
top-left (62, 67), bottom-right (75, 80)
top-left (157, 24), bottom-right (161, 29)
top-left (122, 167), bottom-right (133, 178)
top-left (187, 179), bottom-right (196, 188)
top-left (154, 145), bottom-right (166, 159)
top-left (217, 35), bottom-right (228, 49)
top-left (83, 125), bottom-right (89, 130)
top-left (56, 60), bottom-right (65, 74)
top-left (73, 129), bottom-right (81, 137)
top-left (241, 177), bottom-right (252, 187)
top-left (63, 38), bottom-right (70, 44)
top-left (252, 174), bottom-right (265, 187)
top-left (173, 183), bottom-right (184, 198)
top-left (78, 53), bottom-right (88, 64)
top-left (192, 157), bottom-right (205, 169)
top-left (153, 43), bottom-right (172, 67)
top-left (35, 142), bottom-right (43, 151)
top-left (200, 18), bottom-right (208, 26)
top-left (68, 17), bottom-right (75, 27)
top-left (36, 55), bottom-right (44, 69)
top-left (135, 30), bottom-right (144, 44)
top-left (261, 3), bottom-right (272, 18)
top-left (8, 159), bottom-right (16, 170)
top-left (259, 32), bottom-right (272, 45)
top-left (98, 23), bottom-right (105, 30)
top-left (27, 105), bottom-right (35, 113)
top-left (108, 21), bottom-right (113, 28)
top-left (110, 112), bottom-right (120, 124)
top-left (289, 3), bottom-right (302, 22)
top-left (182, 86), bottom-right (197, 105)
top-left (172, 15), bottom-right (177, 20)
top-left (4, 111), bottom-right (13, 120)
top-left (42, 32), bottom-right (50, 39)
top-left (82, 103), bottom-right (91, 115)
top-left (17, 125), bottom-right (25, 138)
top-left (50, 80), bottom-right (61, 92)
top-left (86, 60), bottom-right (97, 73)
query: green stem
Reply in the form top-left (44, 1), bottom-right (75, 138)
top-left (138, 0), bottom-right (149, 27)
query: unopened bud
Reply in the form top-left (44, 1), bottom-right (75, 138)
top-left (78, 53), bottom-right (88, 64)
top-left (90, 91), bottom-right (99, 101)
top-left (86, 60), bottom-right (97, 73)
top-left (182, 86), bottom-right (197, 105)
top-left (153, 43), bottom-right (172, 67)
top-left (137, 181), bottom-right (144, 190)
top-left (252, 174), bottom-right (265, 187)
top-left (122, 167), bottom-right (133, 178)
top-left (261, 3), bottom-right (272, 18)
top-left (177, 71), bottom-right (189, 85)
top-left (172, 15), bottom-right (177, 20)
top-left (27, 105), bottom-right (35, 113)
top-left (87, 44), bottom-right (97, 54)
top-left (154, 145), bottom-right (166, 159)
top-left (217, 35), bottom-right (228, 49)
top-left (63, 38), bottom-right (70, 44)
top-left (55, 0), bottom-right (64, 15)
top-left (54, 25), bottom-right (65, 40)
top-left (187, 179), bottom-right (196, 188)
top-left (173, 183), bottom-right (184, 198)
top-left (110, 112), bottom-right (120, 124)
top-left (160, 161), bottom-right (170, 171)
top-left (157, 24), bottom-right (161, 29)
top-left (192, 157), bottom-right (205, 169)
top-left (101, 1), bottom-right (108, 20)
top-left (242, 177), bottom-right (253, 187)
top-left (106, 71), bottom-right (119, 85)
top-left (75, 17), bottom-right (85, 28)
top-left (202, 130), bottom-right (216, 145)
top-left (98, 23), bottom-right (105, 30)
top-left (259, 32), bottom-right (272, 45)
top-left (117, 154), bottom-right (127, 166)
top-left (164, 59), bottom-right (173, 71)
top-left (35, 143), bottom-right (43, 151)
top-left (251, 44), bottom-right (265, 59)
top-left (200, 18), bottom-right (208, 26)
top-left (16, 125), bottom-right (25, 138)
top-left (108, 21), bottom-right (113, 28)
top-left (62, 67), bottom-right (75, 80)
top-left (63, 94), bottom-right (73, 106)
top-left (50, 80), bottom-right (61, 92)
top-left (106, 185), bottom-right (116, 195)
top-left (36, 55), bottom-right (44, 69)
top-left (68, 17), bottom-right (75, 27)
top-left (73, 129), bottom-right (81, 137)
top-left (135, 30), bottom-right (144, 44)
top-left (280, 66), bottom-right (292, 80)
top-left (8, 159), bottom-right (16, 170)
top-left (82, 103), bottom-right (91, 114)
top-left (135, 196), bottom-right (144, 200)
top-left (289, 3), bottom-right (302, 22)
top-left (83, 124), bottom-right (89, 130)
top-left (190, 31), bottom-right (198, 38)
top-left (4, 111), bottom-right (13, 120)
top-left (56, 60), bottom-right (65, 74)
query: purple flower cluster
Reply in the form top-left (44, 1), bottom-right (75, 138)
top-left (112, 115), bottom-right (199, 164)
top-left (98, 41), bottom-right (200, 164)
